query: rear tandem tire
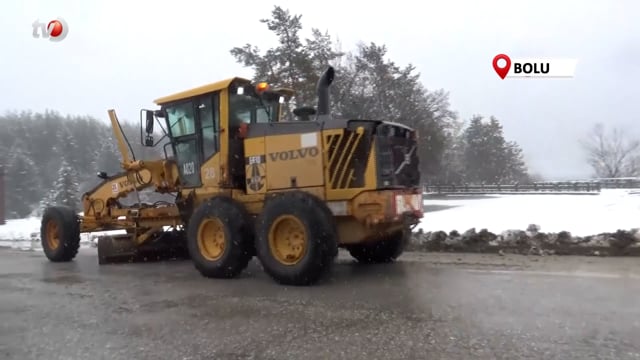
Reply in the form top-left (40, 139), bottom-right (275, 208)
top-left (346, 226), bottom-right (409, 264)
top-left (255, 191), bottom-right (338, 286)
top-left (40, 205), bottom-right (81, 262)
top-left (186, 196), bottom-right (254, 279)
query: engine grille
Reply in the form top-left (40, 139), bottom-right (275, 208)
top-left (375, 123), bottom-right (420, 188)
top-left (324, 121), bottom-right (419, 190)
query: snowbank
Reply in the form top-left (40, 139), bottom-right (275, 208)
top-left (410, 227), bottom-right (640, 256)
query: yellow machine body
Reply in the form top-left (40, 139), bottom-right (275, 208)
top-left (41, 66), bottom-right (423, 285)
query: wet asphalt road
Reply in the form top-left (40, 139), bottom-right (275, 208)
top-left (1, 248), bottom-right (640, 360)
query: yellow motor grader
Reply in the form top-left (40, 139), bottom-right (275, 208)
top-left (40, 66), bottom-right (424, 285)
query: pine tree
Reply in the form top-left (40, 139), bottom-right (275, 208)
top-left (94, 135), bottom-right (122, 176)
top-left (462, 116), bottom-right (489, 183)
top-left (53, 124), bottom-right (80, 171)
top-left (503, 141), bottom-right (529, 182)
top-left (37, 188), bottom-right (58, 216)
top-left (230, 6), bottom-right (324, 109)
top-left (33, 110), bottom-right (65, 189)
top-left (0, 144), bottom-right (7, 168)
top-left (461, 116), bottom-right (529, 184)
top-left (4, 144), bottom-right (41, 218)
top-left (485, 116), bottom-right (509, 182)
top-left (51, 159), bottom-right (80, 212)
top-left (439, 120), bottom-right (466, 184)
top-left (229, 6), bottom-right (458, 182)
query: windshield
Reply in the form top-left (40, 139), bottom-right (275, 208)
top-left (228, 83), bottom-right (283, 125)
top-left (165, 101), bottom-right (196, 138)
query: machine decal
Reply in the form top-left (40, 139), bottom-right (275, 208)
top-left (300, 132), bottom-right (317, 148)
top-left (182, 161), bottom-right (196, 176)
top-left (246, 155), bottom-right (266, 192)
top-left (268, 146), bottom-right (319, 162)
top-left (203, 167), bottom-right (215, 180)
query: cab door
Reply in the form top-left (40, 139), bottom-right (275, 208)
top-left (166, 100), bottom-right (202, 187)
top-left (196, 93), bottom-right (221, 186)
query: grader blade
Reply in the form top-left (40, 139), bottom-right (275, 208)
top-left (97, 234), bottom-right (139, 264)
top-left (97, 232), bottom-right (190, 265)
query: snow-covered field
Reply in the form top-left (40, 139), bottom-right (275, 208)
top-left (1, 189), bottom-right (639, 250)
top-left (0, 218), bottom-right (122, 251)
top-left (418, 189), bottom-right (640, 236)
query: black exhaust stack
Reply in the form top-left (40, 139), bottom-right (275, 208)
top-left (316, 66), bottom-right (335, 116)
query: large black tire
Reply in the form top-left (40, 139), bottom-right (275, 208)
top-left (347, 226), bottom-right (409, 264)
top-left (40, 205), bottom-right (81, 262)
top-left (186, 196), bottom-right (254, 279)
top-left (255, 191), bottom-right (338, 286)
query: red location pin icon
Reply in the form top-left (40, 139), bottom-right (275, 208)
top-left (492, 54), bottom-right (511, 79)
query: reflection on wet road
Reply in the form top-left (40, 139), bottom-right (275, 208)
top-left (1, 248), bottom-right (639, 360)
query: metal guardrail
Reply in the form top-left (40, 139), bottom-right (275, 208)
top-left (424, 182), bottom-right (602, 194)
top-left (591, 178), bottom-right (640, 189)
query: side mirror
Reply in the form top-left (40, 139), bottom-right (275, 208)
top-left (145, 111), bottom-right (154, 134)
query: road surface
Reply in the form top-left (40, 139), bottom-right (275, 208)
top-left (1, 248), bottom-right (639, 360)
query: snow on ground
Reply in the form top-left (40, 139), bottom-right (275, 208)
top-left (0, 217), bottom-right (42, 250)
top-left (1, 189), bottom-right (639, 250)
top-left (0, 217), bottom-right (40, 241)
top-left (0, 216), bottom-right (123, 250)
top-left (418, 189), bottom-right (640, 236)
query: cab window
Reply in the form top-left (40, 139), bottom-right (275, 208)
top-left (197, 94), bottom-right (220, 160)
top-left (167, 102), bottom-right (196, 137)
top-left (228, 83), bottom-right (279, 126)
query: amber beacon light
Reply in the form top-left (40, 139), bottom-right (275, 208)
top-left (255, 82), bottom-right (270, 92)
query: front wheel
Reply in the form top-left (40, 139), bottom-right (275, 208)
top-left (186, 196), bottom-right (254, 279)
top-left (255, 191), bottom-right (337, 286)
top-left (40, 206), bottom-right (81, 262)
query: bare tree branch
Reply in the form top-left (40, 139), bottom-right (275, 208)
top-left (580, 123), bottom-right (640, 178)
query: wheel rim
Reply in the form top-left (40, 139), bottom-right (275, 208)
top-left (45, 220), bottom-right (60, 250)
top-left (197, 218), bottom-right (226, 261)
top-left (268, 215), bottom-right (307, 265)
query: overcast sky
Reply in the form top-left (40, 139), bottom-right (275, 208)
top-left (1, 0), bottom-right (638, 180)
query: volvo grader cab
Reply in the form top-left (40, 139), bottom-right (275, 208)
top-left (39, 66), bottom-right (424, 286)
